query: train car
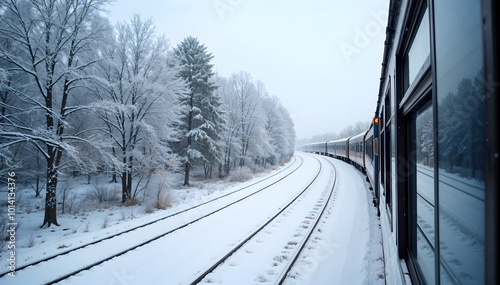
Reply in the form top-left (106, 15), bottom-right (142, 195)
top-left (311, 141), bottom-right (327, 155)
top-left (324, 140), bottom-right (336, 157)
top-left (347, 131), bottom-right (366, 171)
top-left (364, 121), bottom-right (378, 196)
top-left (301, 143), bottom-right (313, 153)
top-left (326, 137), bottom-right (349, 161)
top-left (373, 0), bottom-right (499, 284)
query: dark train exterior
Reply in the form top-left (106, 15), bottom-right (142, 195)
top-left (302, 0), bottom-right (499, 284)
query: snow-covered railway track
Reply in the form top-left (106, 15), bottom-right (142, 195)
top-left (44, 154), bottom-right (322, 285)
top-left (0, 157), bottom-right (305, 285)
top-left (191, 155), bottom-right (337, 285)
top-left (274, 156), bottom-right (338, 284)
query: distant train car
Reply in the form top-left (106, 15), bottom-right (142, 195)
top-left (347, 131), bottom-right (366, 171)
top-left (364, 121), bottom-right (378, 194)
top-left (311, 142), bottom-right (326, 155)
top-left (326, 138), bottom-right (348, 161)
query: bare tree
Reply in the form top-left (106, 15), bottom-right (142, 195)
top-left (218, 71), bottom-right (294, 173)
top-left (216, 75), bottom-right (242, 174)
top-left (0, 0), bottom-right (112, 227)
top-left (91, 15), bottom-right (186, 202)
top-left (261, 95), bottom-right (295, 166)
top-left (229, 71), bottom-right (261, 167)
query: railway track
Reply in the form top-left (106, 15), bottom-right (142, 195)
top-left (0, 156), bottom-right (308, 284)
top-left (189, 155), bottom-right (338, 284)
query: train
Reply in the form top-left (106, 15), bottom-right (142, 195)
top-left (303, 122), bottom-right (377, 185)
top-left (302, 0), bottom-right (499, 284)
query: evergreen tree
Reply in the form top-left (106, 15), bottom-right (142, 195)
top-left (200, 85), bottom-right (225, 179)
top-left (173, 36), bottom-right (219, 186)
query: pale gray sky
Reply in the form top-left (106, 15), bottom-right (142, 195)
top-left (106, 0), bottom-right (389, 139)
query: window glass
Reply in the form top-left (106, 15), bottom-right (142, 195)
top-left (407, 8), bottom-right (430, 89)
top-left (415, 105), bottom-right (435, 284)
top-left (434, 0), bottom-right (485, 283)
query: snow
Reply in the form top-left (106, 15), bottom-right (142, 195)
top-left (0, 153), bottom-right (389, 284)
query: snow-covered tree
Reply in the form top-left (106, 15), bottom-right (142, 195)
top-left (261, 95), bottom-right (295, 165)
top-left (417, 110), bottom-right (434, 167)
top-left (173, 36), bottom-right (220, 186)
top-left (217, 71), bottom-right (295, 173)
top-left (199, 79), bottom-right (225, 179)
top-left (91, 15), bottom-right (186, 202)
top-left (216, 75), bottom-right (242, 174)
top-left (438, 75), bottom-right (484, 179)
top-left (0, 0), bottom-right (112, 227)
top-left (229, 71), bottom-right (263, 167)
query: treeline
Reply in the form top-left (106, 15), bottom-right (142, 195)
top-left (0, 0), bottom-right (295, 227)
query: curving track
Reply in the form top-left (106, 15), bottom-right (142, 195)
top-left (191, 155), bottom-right (337, 284)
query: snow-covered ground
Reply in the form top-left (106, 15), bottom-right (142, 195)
top-left (0, 153), bottom-right (386, 284)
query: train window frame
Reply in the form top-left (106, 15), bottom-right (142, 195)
top-left (403, 5), bottom-right (430, 93)
top-left (395, 0), bottom-right (436, 282)
top-left (408, 98), bottom-right (436, 284)
top-left (400, 68), bottom-right (432, 116)
top-left (400, 2), bottom-right (431, 112)
top-left (384, 91), bottom-right (392, 213)
top-left (405, 97), bottom-right (435, 285)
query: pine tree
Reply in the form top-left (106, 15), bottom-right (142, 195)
top-left (173, 36), bottom-right (219, 186)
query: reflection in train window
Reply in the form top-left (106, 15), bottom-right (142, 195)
top-left (413, 103), bottom-right (435, 284)
top-left (434, 0), bottom-right (485, 283)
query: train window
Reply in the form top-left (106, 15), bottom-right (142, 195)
top-left (410, 103), bottom-right (435, 284)
top-left (380, 109), bottom-right (385, 188)
top-left (434, 0), bottom-right (485, 283)
top-left (384, 93), bottom-right (392, 211)
top-left (406, 8), bottom-right (429, 91)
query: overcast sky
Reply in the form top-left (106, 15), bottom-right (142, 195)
top-left (106, 0), bottom-right (389, 139)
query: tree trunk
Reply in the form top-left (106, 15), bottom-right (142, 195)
top-left (121, 170), bottom-right (128, 203)
top-left (111, 146), bottom-right (118, 183)
top-left (184, 161), bottom-right (190, 186)
top-left (127, 167), bottom-right (133, 199)
top-left (41, 164), bottom-right (59, 227)
top-left (35, 176), bottom-right (41, 197)
top-left (121, 148), bottom-right (129, 203)
top-left (111, 171), bottom-right (117, 183)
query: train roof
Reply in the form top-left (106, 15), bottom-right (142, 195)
top-left (327, 137), bottom-right (349, 144)
top-left (375, 0), bottom-right (400, 117)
